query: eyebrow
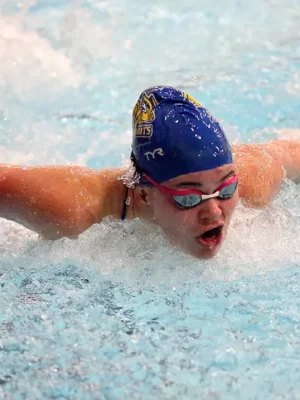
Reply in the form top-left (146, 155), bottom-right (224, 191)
top-left (174, 170), bottom-right (236, 188)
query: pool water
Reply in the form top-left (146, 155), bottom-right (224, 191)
top-left (1, 0), bottom-right (300, 398)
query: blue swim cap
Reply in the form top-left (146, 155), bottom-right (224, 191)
top-left (131, 86), bottom-right (232, 183)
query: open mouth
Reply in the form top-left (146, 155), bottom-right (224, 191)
top-left (197, 225), bottom-right (224, 248)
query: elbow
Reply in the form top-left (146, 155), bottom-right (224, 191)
top-left (40, 214), bottom-right (95, 241)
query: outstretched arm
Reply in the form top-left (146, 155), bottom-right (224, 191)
top-left (0, 165), bottom-right (126, 239)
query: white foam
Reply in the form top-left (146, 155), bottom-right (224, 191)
top-left (1, 179), bottom-right (299, 284)
top-left (1, 1), bottom-right (300, 286)
top-left (54, 6), bottom-right (118, 62)
top-left (274, 128), bottom-right (300, 141)
top-left (0, 145), bottom-right (35, 165)
top-left (286, 74), bottom-right (300, 95)
top-left (0, 14), bottom-right (82, 100)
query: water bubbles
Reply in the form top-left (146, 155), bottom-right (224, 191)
top-left (1, 1), bottom-right (300, 397)
top-left (0, 176), bottom-right (300, 400)
top-left (118, 161), bottom-right (139, 188)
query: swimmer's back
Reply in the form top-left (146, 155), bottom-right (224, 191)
top-left (233, 143), bottom-right (284, 207)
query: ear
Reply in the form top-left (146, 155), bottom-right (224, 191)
top-left (134, 186), bottom-right (152, 207)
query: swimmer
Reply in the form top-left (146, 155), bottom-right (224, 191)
top-left (0, 86), bottom-right (300, 259)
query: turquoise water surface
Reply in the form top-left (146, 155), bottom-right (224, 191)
top-left (1, 1), bottom-right (300, 399)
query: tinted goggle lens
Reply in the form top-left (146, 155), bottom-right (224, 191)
top-left (172, 194), bottom-right (202, 208)
top-left (219, 181), bottom-right (238, 199)
top-left (172, 181), bottom-right (238, 208)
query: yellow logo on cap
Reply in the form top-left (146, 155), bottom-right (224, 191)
top-left (133, 92), bottom-right (158, 138)
top-left (183, 92), bottom-right (203, 108)
top-left (132, 89), bottom-right (203, 138)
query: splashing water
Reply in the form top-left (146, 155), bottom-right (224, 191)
top-left (1, 0), bottom-right (300, 398)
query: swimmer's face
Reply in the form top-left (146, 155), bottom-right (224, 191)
top-left (147, 165), bottom-right (239, 259)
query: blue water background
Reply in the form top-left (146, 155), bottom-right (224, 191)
top-left (0, 1), bottom-right (300, 398)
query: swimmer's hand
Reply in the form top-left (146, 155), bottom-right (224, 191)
top-left (0, 165), bottom-right (126, 239)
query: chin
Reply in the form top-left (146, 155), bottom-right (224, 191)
top-left (167, 235), bottom-right (223, 260)
top-left (184, 238), bottom-right (224, 260)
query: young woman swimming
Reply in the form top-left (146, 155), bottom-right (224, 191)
top-left (0, 86), bottom-right (299, 259)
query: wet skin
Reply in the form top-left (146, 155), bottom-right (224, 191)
top-left (0, 141), bottom-right (299, 259)
top-left (134, 165), bottom-right (238, 259)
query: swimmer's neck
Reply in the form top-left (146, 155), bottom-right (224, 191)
top-left (92, 168), bottom-right (149, 222)
top-left (125, 187), bottom-right (153, 222)
top-left (115, 178), bottom-right (154, 222)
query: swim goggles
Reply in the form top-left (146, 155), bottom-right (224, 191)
top-left (143, 174), bottom-right (238, 209)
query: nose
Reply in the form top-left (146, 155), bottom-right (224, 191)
top-left (197, 198), bottom-right (223, 222)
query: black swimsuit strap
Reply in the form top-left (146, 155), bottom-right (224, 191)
top-left (121, 186), bottom-right (129, 220)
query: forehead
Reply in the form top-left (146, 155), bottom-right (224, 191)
top-left (164, 164), bottom-right (236, 187)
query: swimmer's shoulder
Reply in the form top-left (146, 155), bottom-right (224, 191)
top-left (232, 144), bottom-right (284, 207)
top-left (86, 167), bottom-right (135, 221)
top-left (44, 166), bottom-right (135, 222)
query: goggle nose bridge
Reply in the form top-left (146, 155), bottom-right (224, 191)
top-left (199, 191), bottom-right (220, 202)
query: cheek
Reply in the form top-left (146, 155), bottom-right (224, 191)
top-left (223, 192), bottom-right (239, 218)
top-left (152, 195), bottom-right (177, 223)
top-left (151, 194), bottom-right (192, 235)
